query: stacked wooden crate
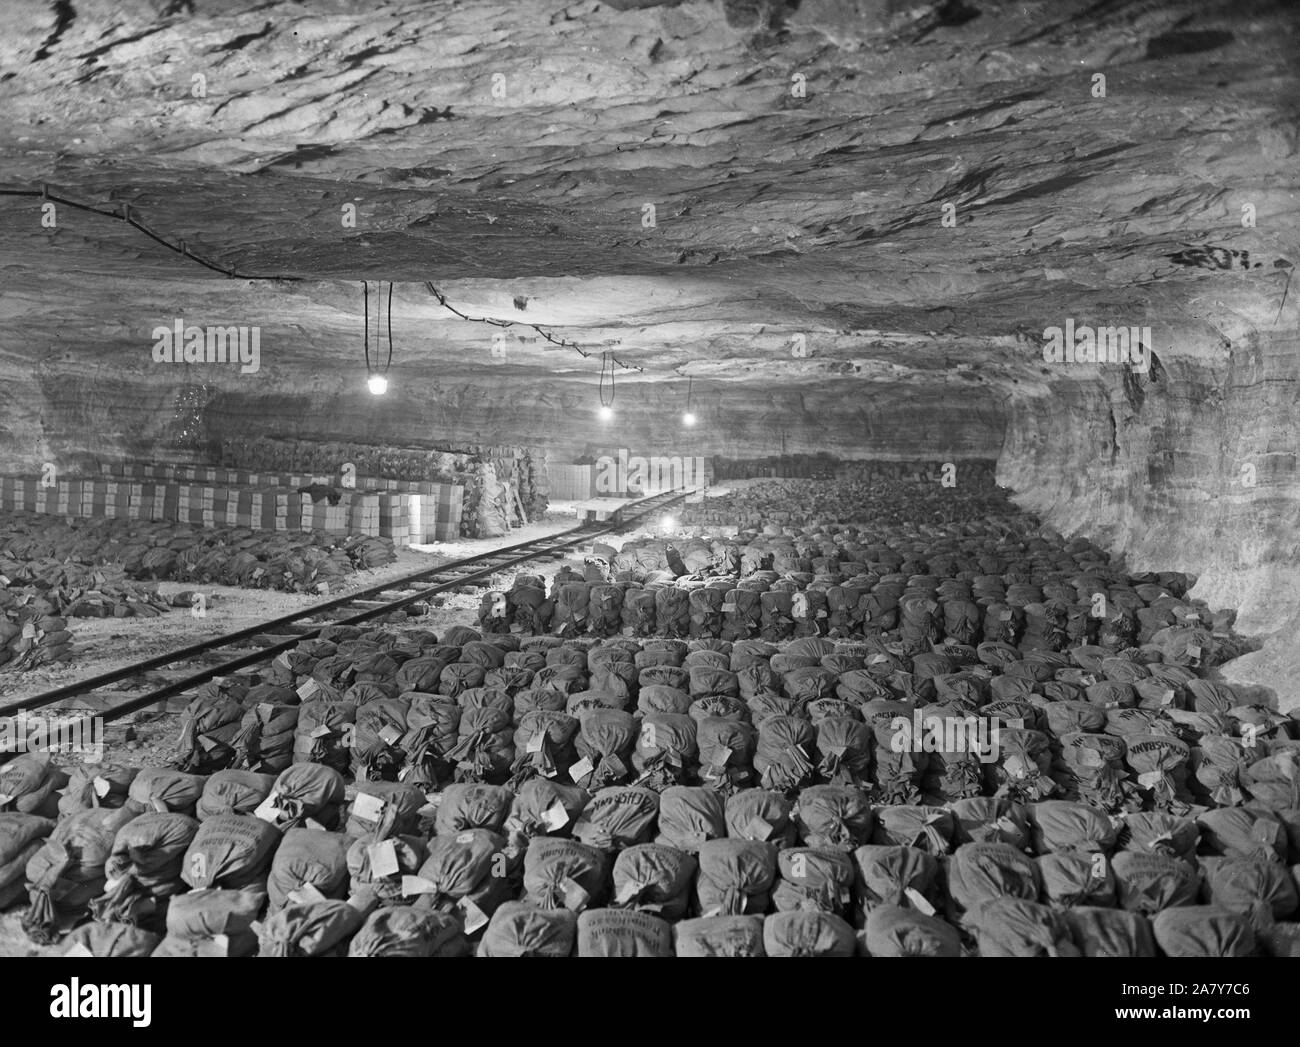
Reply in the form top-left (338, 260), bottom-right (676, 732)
top-left (300, 495), bottom-right (350, 536)
top-left (0, 476), bottom-right (41, 512)
top-left (216, 436), bottom-right (532, 534)
top-left (348, 492), bottom-right (381, 537)
top-left (1, 461), bottom-right (471, 544)
top-left (101, 462), bottom-right (462, 540)
top-left (547, 464), bottom-right (595, 501)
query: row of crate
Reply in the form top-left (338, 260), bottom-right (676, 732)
top-left (96, 460), bottom-right (465, 542)
top-left (94, 460), bottom-right (457, 498)
top-left (0, 476), bottom-right (462, 543)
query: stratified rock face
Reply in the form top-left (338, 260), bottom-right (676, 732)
top-left (0, 1), bottom-right (1296, 699)
top-left (1001, 319), bottom-right (1300, 708)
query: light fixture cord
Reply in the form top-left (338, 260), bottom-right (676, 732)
top-left (363, 281), bottom-right (371, 374)
top-left (599, 350), bottom-right (615, 408)
top-left (385, 281), bottom-right (394, 372)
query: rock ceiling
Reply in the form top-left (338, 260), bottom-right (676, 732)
top-left (0, 0), bottom-right (1293, 421)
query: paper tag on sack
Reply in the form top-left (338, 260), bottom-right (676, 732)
top-left (367, 840), bottom-right (400, 878)
top-left (378, 724), bottom-right (403, 747)
top-left (92, 776), bottom-right (112, 798)
top-left (253, 795), bottom-right (283, 823)
top-left (288, 882), bottom-right (327, 906)
top-left (309, 724), bottom-right (332, 739)
top-left (569, 757), bottom-right (594, 782)
top-left (197, 734), bottom-right (220, 753)
top-left (459, 897), bottom-right (489, 934)
top-left (1137, 770), bottom-right (1165, 788)
top-left (526, 731), bottom-right (546, 755)
top-left (297, 679), bottom-right (321, 700)
top-left (1078, 747), bottom-right (1105, 769)
top-left (744, 816), bottom-right (773, 841)
top-left (401, 875), bottom-right (440, 898)
top-left (1005, 717), bottom-right (1025, 730)
top-left (543, 801), bottom-right (570, 832)
top-left (563, 877), bottom-right (590, 912)
top-left (65, 942), bottom-right (95, 958)
top-left (351, 792), bottom-right (386, 824)
top-left (273, 653), bottom-right (293, 672)
top-left (21, 622), bottom-right (37, 639)
top-left (615, 879), bottom-right (642, 905)
top-left (150, 797), bottom-right (170, 813)
top-left (904, 887), bottom-right (936, 916)
top-left (710, 747), bottom-right (732, 770)
top-left (209, 934), bottom-right (229, 957)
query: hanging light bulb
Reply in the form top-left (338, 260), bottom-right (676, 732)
top-left (681, 375), bottom-right (696, 426)
top-left (598, 404), bottom-right (614, 421)
top-left (362, 280), bottom-right (394, 397)
top-left (682, 410), bottom-right (697, 427)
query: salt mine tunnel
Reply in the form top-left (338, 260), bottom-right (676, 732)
top-left (0, 0), bottom-right (1297, 967)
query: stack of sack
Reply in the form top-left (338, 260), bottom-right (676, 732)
top-left (0, 510), bottom-right (396, 599)
top-left (473, 517), bottom-right (1240, 673)
top-left (0, 488), bottom-right (1288, 957)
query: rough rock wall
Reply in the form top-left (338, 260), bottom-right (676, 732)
top-left (1000, 296), bottom-right (1300, 710)
top-left (3, 363), bottom-right (1005, 471)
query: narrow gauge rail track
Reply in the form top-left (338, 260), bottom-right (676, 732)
top-left (0, 490), bottom-right (687, 744)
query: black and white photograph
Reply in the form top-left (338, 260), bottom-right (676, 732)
top-left (0, 0), bottom-right (1296, 1019)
